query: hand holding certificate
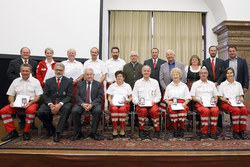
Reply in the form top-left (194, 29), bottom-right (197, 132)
top-left (14, 95), bottom-right (30, 108)
top-left (112, 94), bottom-right (126, 106)
top-left (139, 97), bottom-right (152, 107)
top-left (171, 103), bottom-right (184, 110)
top-left (229, 98), bottom-right (244, 107)
top-left (201, 97), bottom-right (216, 107)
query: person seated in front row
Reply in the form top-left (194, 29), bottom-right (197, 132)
top-left (0, 64), bottom-right (43, 141)
top-left (219, 67), bottom-right (249, 140)
top-left (107, 70), bottom-right (132, 139)
top-left (71, 68), bottom-right (103, 141)
top-left (190, 67), bottom-right (219, 140)
top-left (37, 63), bottom-right (73, 142)
top-left (164, 68), bottom-right (191, 138)
top-left (132, 65), bottom-right (161, 139)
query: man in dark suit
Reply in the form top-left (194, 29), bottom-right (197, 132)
top-left (224, 46), bottom-right (249, 93)
top-left (71, 67), bottom-right (103, 141)
top-left (6, 47), bottom-right (38, 129)
top-left (202, 46), bottom-right (225, 87)
top-left (37, 63), bottom-right (73, 142)
top-left (144, 48), bottom-right (166, 83)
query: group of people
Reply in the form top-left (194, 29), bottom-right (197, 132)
top-left (0, 45), bottom-right (249, 143)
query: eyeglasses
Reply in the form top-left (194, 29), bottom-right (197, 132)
top-left (55, 69), bottom-right (63, 72)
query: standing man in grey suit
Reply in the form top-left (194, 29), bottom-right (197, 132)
top-left (6, 47), bottom-right (38, 130)
top-left (37, 63), bottom-right (73, 142)
top-left (71, 67), bottom-right (103, 141)
top-left (144, 48), bottom-right (166, 83)
top-left (202, 46), bottom-right (225, 87)
top-left (159, 49), bottom-right (186, 91)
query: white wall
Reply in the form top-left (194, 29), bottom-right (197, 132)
top-left (0, 0), bottom-right (100, 58)
top-left (102, 0), bottom-right (220, 61)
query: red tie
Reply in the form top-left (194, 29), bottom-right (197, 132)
top-left (24, 60), bottom-right (27, 64)
top-left (57, 77), bottom-right (60, 88)
top-left (212, 58), bottom-right (216, 81)
top-left (85, 82), bottom-right (91, 103)
top-left (153, 59), bottom-right (156, 69)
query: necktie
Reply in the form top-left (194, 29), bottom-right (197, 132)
top-left (57, 77), bottom-right (60, 88)
top-left (212, 58), bottom-right (216, 81)
top-left (24, 60), bottom-right (27, 64)
top-left (153, 59), bottom-right (156, 69)
top-left (85, 82), bottom-right (91, 103)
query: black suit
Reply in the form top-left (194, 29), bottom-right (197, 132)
top-left (7, 57), bottom-right (38, 82)
top-left (202, 57), bottom-right (225, 84)
top-left (224, 57), bottom-right (249, 89)
top-left (37, 76), bottom-right (73, 133)
top-left (143, 58), bottom-right (166, 82)
top-left (72, 80), bottom-right (103, 134)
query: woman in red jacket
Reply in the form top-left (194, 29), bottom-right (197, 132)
top-left (36, 48), bottom-right (57, 87)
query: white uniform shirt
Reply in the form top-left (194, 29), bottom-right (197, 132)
top-left (106, 58), bottom-right (126, 82)
top-left (83, 59), bottom-right (107, 82)
top-left (132, 78), bottom-right (161, 104)
top-left (164, 81), bottom-right (191, 100)
top-left (190, 79), bottom-right (219, 99)
top-left (61, 59), bottom-right (84, 80)
top-left (219, 80), bottom-right (244, 99)
top-left (7, 76), bottom-right (43, 100)
top-left (107, 82), bottom-right (132, 98)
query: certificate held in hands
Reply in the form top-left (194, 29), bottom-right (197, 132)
top-left (201, 97), bottom-right (216, 107)
top-left (14, 95), bottom-right (30, 108)
top-left (112, 94), bottom-right (126, 106)
top-left (139, 97), bottom-right (152, 107)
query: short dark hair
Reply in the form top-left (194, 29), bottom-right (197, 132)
top-left (189, 55), bottom-right (201, 66)
top-left (20, 63), bottom-right (32, 71)
top-left (209, 45), bottom-right (217, 51)
top-left (111, 46), bottom-right (120, 53)
top-left (20, 47), bottom-right (30, 53)
top-left (225, 67), bottom-right (235, 77)
top-left (151, 48), bottom-right (159, 53)
top-left (115, 70), bottom-right (124, 78)
top-left (228, 46), bottom-right (237, 51)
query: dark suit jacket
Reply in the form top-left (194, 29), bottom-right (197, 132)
top-left (144, 58), bottom-right (166, 82)
top-left (75, 80), bottom-right (103, 107)
top-left (43, 76), bottom-right (73, 105)
top-left (7, 57), bottom-right (38, 81)
top-left (202, 57), bottom-right (225, 84)
top-left (224, 57), bottom-right (249, 89)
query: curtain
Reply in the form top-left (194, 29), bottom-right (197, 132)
top-left (109, 11), bottom-right (152, 63)
top-left (153, 12), bottom-right (202, 66)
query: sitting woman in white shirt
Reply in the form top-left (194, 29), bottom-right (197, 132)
top-left (164, 67), bottom-right (191, 138)
top-left (219, 67), bottom-right (249, 140)
top-left (107, 71), bottom-right (132, 139)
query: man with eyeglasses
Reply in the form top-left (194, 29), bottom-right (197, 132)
top-left (37, 63), bottom-right (73, 142)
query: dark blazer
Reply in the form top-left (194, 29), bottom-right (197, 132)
top-left (7, 57), bottom-right (38, 81)
top-left (144, 58), bottom-right (166, 82)
top-left (202, 57), bottom-right (225, 84)
top-left (43, 76), bottom-right (74, 105)
top-left (224, 57), bottom-right (249, 89)
top-left (75, 80), bottom-right (103, 107)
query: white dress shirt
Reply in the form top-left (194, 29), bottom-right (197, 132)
top-left (7, 76), bottom-right (43, 100)
top-left (164, 81), bottom-right (191, 100)
top-left (61, 59), bottom-right (84, 80)
top-left (83, 59), bottom-right (107, 82)
top-left (190, 79), bottom-right (219, 99)
top-left (219, 80), bottom-right (243, 99)
top-left (106, 58), bottom-right (126, 82)
top-left (107, 82), bottom-right (132, 98)
top-left (132, 78), bottom-right (161, 104)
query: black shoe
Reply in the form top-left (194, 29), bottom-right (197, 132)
top-left (233, 131), bottom-right (241, 140)
top-left (23, 132), bottom-right (31, 141)
top-left (71, 132), bottom-right (83, 141)
top-left (19, 123), bottom-right (25, 130)
top-left (179, 129), bottom-right (184, 138)
top-left (201, 133), bottom-right (208, 139)
top-left (119, 134), bottom-right (125, 138)
top-left (112, 135), bottom-right (119, 139)
top-left (240, 131), bottom-right (248, 140)
top-left (153, 131), bottom-right (160, 139)
top-left (82, 122), bottom-right (90, 126)
top-left (210, 133), bottom-right (218, 140)
top-left (42, 128), bottom-right (55, 139)
top-left (139, 130), bottom-right (145, 139)
top-left (54, 132), bottom-right (60, 142)
top-left (30, 123), bottom-right (38, 130)
top-left (173, 130), bottom-right (178, 138)
top-left (90, 133), bottom-right (100, 141)
top-left (1, 130), bottom-right (19, 141)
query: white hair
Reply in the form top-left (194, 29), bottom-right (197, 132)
top-left (166, 49), bottom-right (175, 55)
top-left (84, 67), bottom-right (94, 74)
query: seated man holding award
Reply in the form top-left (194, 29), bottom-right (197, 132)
top-left (164, 68), bottom-right (191, 138)
top-left (107, 70), bottom-right (132, 139)
top-left (0, 64), bottom-right (43, 141)
top-left (219, 67), bottom-right (249, 140)
top-left (190, 67), bottom-right (219, 140)
top-left (132, 65), bottom-right (161, 139)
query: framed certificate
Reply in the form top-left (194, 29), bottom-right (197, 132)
top-left (14, 95), bottom-right (30, 108)
top-left (112, 94), bottom-right (126, 106)
top-left (201, 97), bottom-right (216, 107)
top-left (171, 103), bottom-right (184, 110)
top-left (229, 98), bottom-right (244, 107)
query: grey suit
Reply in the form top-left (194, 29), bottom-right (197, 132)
top-left (72, 80), bottom-right (103, 134)
top-left (159, 60), bottom-right (186, 90)
top-left (37, 76), bottom-right (73, 133)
